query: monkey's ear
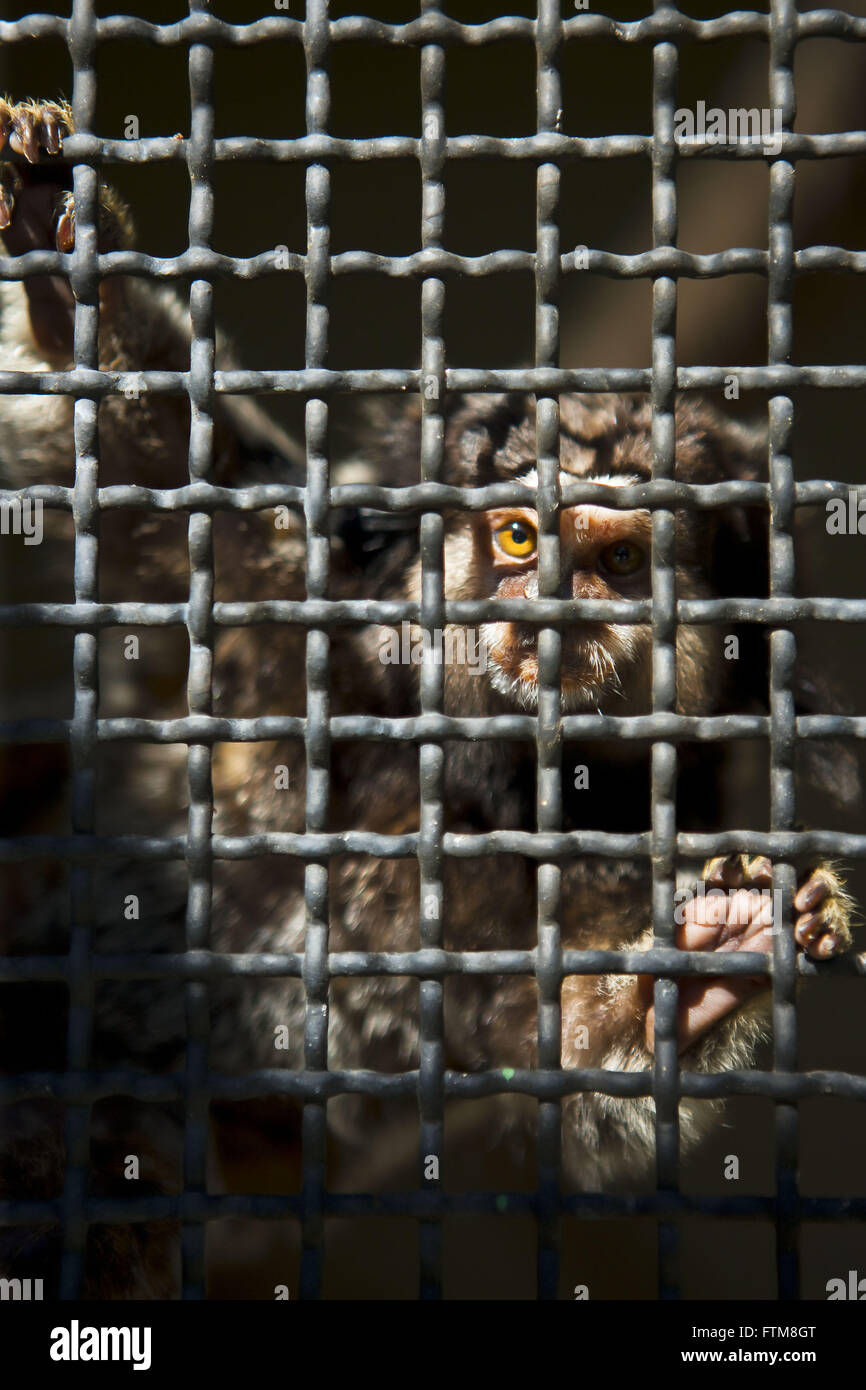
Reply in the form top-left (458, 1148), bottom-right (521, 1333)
top-left (793, 668), bottom-right (864, 808)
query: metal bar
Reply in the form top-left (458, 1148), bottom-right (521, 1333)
top-left (299, 0), bottom-right (332, 1302)
top-left (4, 365), bottom-right (866, 396)
top-left (767, 0), bottom-right (801, 1304)
top-left (4, 476), bottom-right (866, 513)
top-left (1, 10), bottom-right (866, 48)
top-left (417, 0), bottom-right (447, 1301)
top-left (3, 1063), bottom-right (866, 1108)
top-left (3, 827), bottom-right (866, 864)
top-left (6, 243), bottom-right (866, 281)
top-left (649, 0), bottom-right (681, 1302)
top-left (5, 129), bottom-right (866, 162)
top-left (533, 0), bottom-right (564, 1303)
top-left (59, 0), bottom-right (100, 1302)
top-left (8, 1188), bottom-right (866, 1224)
top-left (8, 711), bottom-right (866, 745)
top-left (180, 1), bottom-right (218, 1301)
top-left (8, 1187), bottom-right (866, 1226)
top-left (2, 944), bottom-right (866, 986)
top-left (6, 594), bottom-right (866, 627)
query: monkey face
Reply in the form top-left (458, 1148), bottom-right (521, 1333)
top-left (441, 472), bottom-right (655, 713)
top-left (392, 393), bottom-right (764, 718)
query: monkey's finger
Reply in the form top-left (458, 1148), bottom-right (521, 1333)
top-left (743, 855), bottom-right (773, 886)
top-left (0, 179), bottom-right (14, 230)
top-left (645, 971), bottom-right (770, 1056)
top-left (8, 108), bottom-right (40, 164)
top-left (0, 99), bottom-right (72, 165)
top-left (679, 976), bottom-right (768, 1053)
top-left (38, 106), bottom-right (66, 156)
top-left (680, 887), bottom-right (773, 947)
top-left (795, 905), bottom-right (853, 960)
top-left (56, 192), bottom-right (75, 253)
top-left (793, 869), bottom-right (831, 915)
top-left (703, 853), bottom-right (747, 889)
top-left (793, 866), bottom-right (855, 959)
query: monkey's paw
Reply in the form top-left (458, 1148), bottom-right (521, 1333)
top-left (701, 853), bottom-right (854, 961)
top-left (643, 852), bottom-right (855, 1053)
top-left (0, 97), bottom-right (70, 163)
top-left (0, 98), bottom-right (73, 231)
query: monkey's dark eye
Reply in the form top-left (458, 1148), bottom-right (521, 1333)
top-left (494, 518), bottom-right (537, 560)
top-left (599, 541), bottom-right (645, 576)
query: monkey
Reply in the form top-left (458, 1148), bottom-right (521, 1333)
top-left (0, 100), bottom-right (859, 1297)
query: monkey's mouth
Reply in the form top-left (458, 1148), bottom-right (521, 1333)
top-left (482, 623), bottom-right (626, 711)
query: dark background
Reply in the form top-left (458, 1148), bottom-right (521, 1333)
top-left (1, 0), bottom-right (865, 1299)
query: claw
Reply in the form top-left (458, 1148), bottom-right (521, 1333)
top-left (704, 853), bottom-right (747, 890)
top-left (794, 910), bottom-right (824, 948)
top-left (9, 111), bottom-right (39, 164)
top-left (39, 112), bottom-right (63, 156)
top-left (815, 931), bottom-right (844, 959)
top-left (794, 874), bottom-right (829, 914)
top-left (0, 102), bottom-right (76, 252)
top-left (0, 181), bottom-right (14, 229)
top-left (0, 99), bottom-right (71, 167)
top-left (55, 193), bottom-right (75, 253)
top-left (745, 855), bottom-right (773, 885)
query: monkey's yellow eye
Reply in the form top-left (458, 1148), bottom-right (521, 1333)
top-left (600, 541), bottom-right (645, 576)
top-left (495, 519), bottom-right (537, 559)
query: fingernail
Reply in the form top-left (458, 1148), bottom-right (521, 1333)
top-left (795, 876), bottom-right (826, 912)
top-left (796, 911), bottom-right (822, 941)
top-left (56, 211), bottom-right (75, 253)
top-left (748, 856), bottom-right (773, 883)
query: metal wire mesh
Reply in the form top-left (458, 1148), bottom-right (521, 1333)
top-left (0, 0), bottom-right (865, 1302)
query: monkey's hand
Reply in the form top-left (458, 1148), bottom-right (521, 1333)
top-left (0, 97), bottom-right (133, 358)
top-left (0, 97), bottom-right (70, 170)
top-left (642, 852), bottom-right (855, 1055)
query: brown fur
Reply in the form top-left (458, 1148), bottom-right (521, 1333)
top-left (0, 102), bottom-right (858, 1296)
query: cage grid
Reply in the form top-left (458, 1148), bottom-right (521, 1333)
top-left (0, 0), bottom-right (864, 1302)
